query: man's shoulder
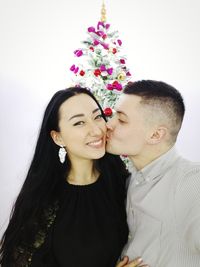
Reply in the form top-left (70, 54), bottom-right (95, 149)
top-left (176, 156), bottom-right (200, 174)
top-left (174, 156), bottom-right (200, 193)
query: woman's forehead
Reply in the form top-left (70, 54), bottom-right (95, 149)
top-left (59, 94), bottom-right (99, 119)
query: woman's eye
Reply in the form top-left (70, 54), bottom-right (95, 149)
top-left (73, 121), bottom-right (85, 126)
top-left (95, 114), bottom-right (103, 120)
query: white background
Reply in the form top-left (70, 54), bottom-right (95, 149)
top-left (0, 0), bottom-right (200, 236)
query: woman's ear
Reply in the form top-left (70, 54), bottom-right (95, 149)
top-left (148, 126), bottom-right (168, 145)
top-left (50, 130), bottom-right (63, 147)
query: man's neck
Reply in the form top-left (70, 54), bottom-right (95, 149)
top-left (129, 144), bottom-right (173, 171)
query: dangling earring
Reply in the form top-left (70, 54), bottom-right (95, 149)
top-left (58, 146), bottom-right (67, 163)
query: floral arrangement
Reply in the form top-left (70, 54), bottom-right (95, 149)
top-left (69, 20), bottom-right (132, 117)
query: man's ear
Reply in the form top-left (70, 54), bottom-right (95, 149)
top-left (147, 126), bottom-right (168, 145)
top-left (50, 130), bottom-right (64, 147)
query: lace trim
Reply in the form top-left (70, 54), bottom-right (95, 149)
top-left (14, 202), bottom-right (59, 266)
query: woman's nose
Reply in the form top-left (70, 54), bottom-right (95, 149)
top-left (89, 122), bottom-right (103, 136)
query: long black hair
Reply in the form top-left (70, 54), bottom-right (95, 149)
top-left (0, 87), bottom-right (129, 265)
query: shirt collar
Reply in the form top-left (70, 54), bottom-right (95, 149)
top-left (131, 146), bottom-right (179, 185)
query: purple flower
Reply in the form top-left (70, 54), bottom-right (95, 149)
top-left (116, 83), bottom-right (123, 91)
top-left (96, 30), bottom-right (104, 37)
top-left (101, 43), bottom-right (109, 50)
top-left (107, 68), bottom-right (113, 75)
top-left (97, 21), bottom-right (104, 30)
top-left (105, 24), bottom-right (110, 29)
top-left (126, 71), bottom-right (131, 76)
top-left (74, 49), bottom-right (83, 57)
top-left (88, 26), bottom-right (95, 33)
top-left (70, 64), bottom-right (75, 71)
top-left (100, 65), bottom-right (106, 71)
top-left (93, 40), bottom-right (99, 46)
top-left (74, 67), bottom-right (79, 74)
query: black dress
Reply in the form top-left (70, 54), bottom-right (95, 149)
top-left (31, 173), bottom-right (128, 267)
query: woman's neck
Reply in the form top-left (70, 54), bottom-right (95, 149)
top-left (67, 159), bottom-right (98, 185)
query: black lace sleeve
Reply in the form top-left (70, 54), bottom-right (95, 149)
top-left (12, 203), bottom-right (58, 267)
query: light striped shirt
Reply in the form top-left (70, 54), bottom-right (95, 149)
top-left (122, 147), bottom-right (200, 267)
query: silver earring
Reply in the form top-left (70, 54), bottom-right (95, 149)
top-left (58, 146), bottom-right (67, 163)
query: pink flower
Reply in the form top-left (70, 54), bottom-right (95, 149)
top-left (88, 26), bottom-right (95, 33)
top-left (105, 24), bottom-right (110, 29)
top-left (126, 71), bottom-right (131, 76)
top-left (112, 81), bottom-right (118, 88)
top-left (106, 84), bottom-right (113, 90)
top-left (120, 59), bottom-right (126, 64)
top-left (112, 81), bottom-right (122, 91)
top-left (117, 39), bottom-right (122, 46)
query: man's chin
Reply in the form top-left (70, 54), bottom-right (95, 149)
top-left (106, 143), bottom-right (120, 155)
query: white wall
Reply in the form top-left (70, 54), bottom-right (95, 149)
top-left (0, 0), bottom-right (200, 236)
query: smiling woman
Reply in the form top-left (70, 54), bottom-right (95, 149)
top-left (51, 93), bottom-right (107, 167)
top-left (0, 87), bottom-right (130, 267)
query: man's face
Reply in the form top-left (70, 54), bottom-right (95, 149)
top-left (106, 94), bottom-right (150, 158)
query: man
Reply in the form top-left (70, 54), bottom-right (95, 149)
top-left (107, 80), bottom-right (200, 267)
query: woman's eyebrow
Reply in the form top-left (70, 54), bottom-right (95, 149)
top-left (69, 108), bottom-right (100, 121)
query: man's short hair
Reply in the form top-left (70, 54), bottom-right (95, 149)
top-left (124, 80), bottom-right (185, 144)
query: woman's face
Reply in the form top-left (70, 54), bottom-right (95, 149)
top-left (52, 93), bottom-right (106, 162)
